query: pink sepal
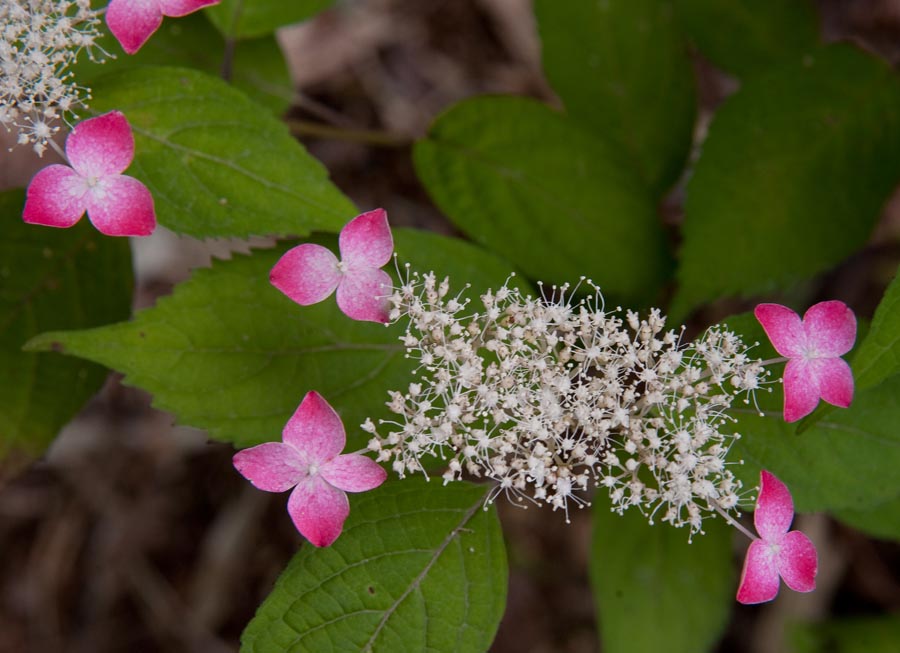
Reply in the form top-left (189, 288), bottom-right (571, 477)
top-left (85, 175), bottom-right (156, 236)
top-left (106, 0), bottom-right (164, 55)
top-left (803, 301), bottom-right (856, 357)
top-left (160, 0), bottom-right (220, 17)
top-left (232, 442), bottom-right (305, 492)
top-left (340, 208), bottom-right (393, 268)
top-left (270, 244), bottom-right (341, 306)
top-left (288, 476), bottom-right (350, 547)
top-left (779, 530), bottom-right (817, 593)
top-left (23, 165), bottom-right (86, 228)
top-left (282, 391), bottom-right (346, 462)
top-left (67, 111), bottom-right (134, 177)
top-left (321, 454), bottom-right (388, 492)
top-left (336, 266), bottom-right (392, 323)
top-left (736, 539), bottom-right (780, 604)
top-left (754, 470), bottom-right (793, 540)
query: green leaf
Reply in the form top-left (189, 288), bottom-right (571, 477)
top-left (240, 478), bottom-right (507, 653)
top-left (851, 264), bottom-right (900, 391)
top-left (0, 190), bottom-right (132, 466)
top-left (71, 12), bottom-right (292, 114)
top-left (414, 96), bottom-right (671, 305)
top-left (674, 46), bottom-right (900, 317)
top-left (789, 616), bottom-right (900, 653)
top-left (88, 66), bottom-right (355, 239)
top-left (590, 500), bottom-right (732, 653)
top-left (26, 230), bottom-right (525, 448)
top-left (676, 0), bottom-right (820, 78)
top-left (206, 0), bottom-right (333, 40)
top-left (722, 313), bottom-right (900, 513)
top-left (832, 494), bottom-right (900, 541)
top-left (535, 0), bottom-right (696, 193)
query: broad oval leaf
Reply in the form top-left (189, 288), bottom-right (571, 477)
top-left (851, 264), bottom-right (900, 392)
top-left (414, 96), bottom-right (672, 305)
top-left (206, 0), bottom-right (334, 39)
top-left (71, 12), bottom-right (292, 114)
top-left (88, 67), bottom-right (356, 239)
top-left (673, 46), bottom-right (900, 317)
top-left (789, 616), bottom-right (900, 653)
top-left (590, 500), bottom-right (732, 653)
top-left (240, 478), bottom-right (507, 653)
top-left (0, 189), bottom-right (132, 469)
top-left (723, 313), bottom-right (900, 513)
top-left (676, 0), bottom-right (821, 78)
top-left (25, 229), bottom-right (526, 448)
top-left (535, 0), bottom-right (696, 193)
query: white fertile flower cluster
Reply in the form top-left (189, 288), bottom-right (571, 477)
top-left (1, 0), bottom-right (106, 154)
top-left (366, 270), bottom-right (770, 534)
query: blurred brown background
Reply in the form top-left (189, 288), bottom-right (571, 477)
top-left (2, 1), bottom-right (899, 652)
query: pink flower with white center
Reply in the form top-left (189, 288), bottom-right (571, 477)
top-left (23, 111), bottom-right (156, 237)
top-left (106, 0), bottom-right (221, 55)
top-left (270, 208), bottom-right (394, 323)
top-left (233, 391), bottom-right (387, 547)
top-left (754, 301), bottom-right (856, 422)
top-left (736, 470), bottom-right (817, 604)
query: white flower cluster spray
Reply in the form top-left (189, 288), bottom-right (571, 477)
top-left (366, 268), bottom-right (771, 535)
top-left (1, 0), bottom-right (107, 154)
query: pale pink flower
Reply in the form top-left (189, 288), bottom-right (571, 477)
top-left (23, 111), bottom-right (156, 237)
top-left (754, 301), bottom-right (856, 422)
top-left (736, 470), bottom-right (817, 604)
top-left (106, 0), bottom-right (221, 55)
top-left (270, 208), bottom-right (394, 323)
top-left (233, 391), bottom-right (387, 547)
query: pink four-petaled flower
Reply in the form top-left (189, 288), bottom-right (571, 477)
top-left (107, 0), bottom-right (221, 55)
top-left (23, 111), bottom-right (156, 237)
top-left (754, 301), bottom-right (856, 422)
top-left (270, 208), bottom-right (394, 323)
top-left (736, 470), bottom-right (817, 604)
top-left (233, 391), bottom-right (387, 547)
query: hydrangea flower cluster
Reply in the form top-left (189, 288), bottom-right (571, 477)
top-left (254, 209), bottom-right (856, 607)
top-left (364, 270), bottom-right (765, 533)
top-left (0, 0), bottom-right (105, 154)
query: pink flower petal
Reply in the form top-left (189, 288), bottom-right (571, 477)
top-left (282, 391), bottom-right (346, 464)
top-left (754, 470), bottom-right (794, 541)
top-left (778, 530), bottom-right (817, 593)
top-left (816, 357), bottom-right (854, 408)
top-left (23, 165), bottom-right (86, 228)
top-left (321, 454), bottom-right (388, 493)
top-left (83, 175), bottom-right (156, 236)
top-left (336, 267), bottom-right (392, 323)
top-left (736, 539), bottom-right (781, 604)
top-left (803, 301), bottom-right (856, 357)
top-left (232, 442), bottom-right (305, 492)
top-left (270, 244), bottom-right (341, 306)
top-left (66, 111), bottom-right (135, 178)
top-left (754, 303), bottom-right (805, 358)
top-left (159, 0), bottom-right (220, 17)
top-left (106, 0), bottom-right (164, 55)
top-left (287, 476), bottom-right (349, 547)
top-left (783, 358), bottom-right (821, 422)
top-left (339, 208), bottom-right (393, 268)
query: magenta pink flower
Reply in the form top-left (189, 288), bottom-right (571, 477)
top-left (23, 111), bottom-right (156, 237)
top-left (754, 301), bottom-right (856, 422)
top-left (270, 208), bottom-right (394, 323)
top-left (233, 391), bottom-right (387, 547)
top-left (736, 470), bottom-right (817, 604)
top-left (106, 0), bottom-right (221, 55)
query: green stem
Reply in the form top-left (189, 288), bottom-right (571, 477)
top-left (286, 120), bottom-right (411, 148)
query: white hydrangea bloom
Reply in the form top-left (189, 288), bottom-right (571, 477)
top-left (0, 0), bottom-right (107, 155)
top-left (368, 269), bottom-right (773, 536)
